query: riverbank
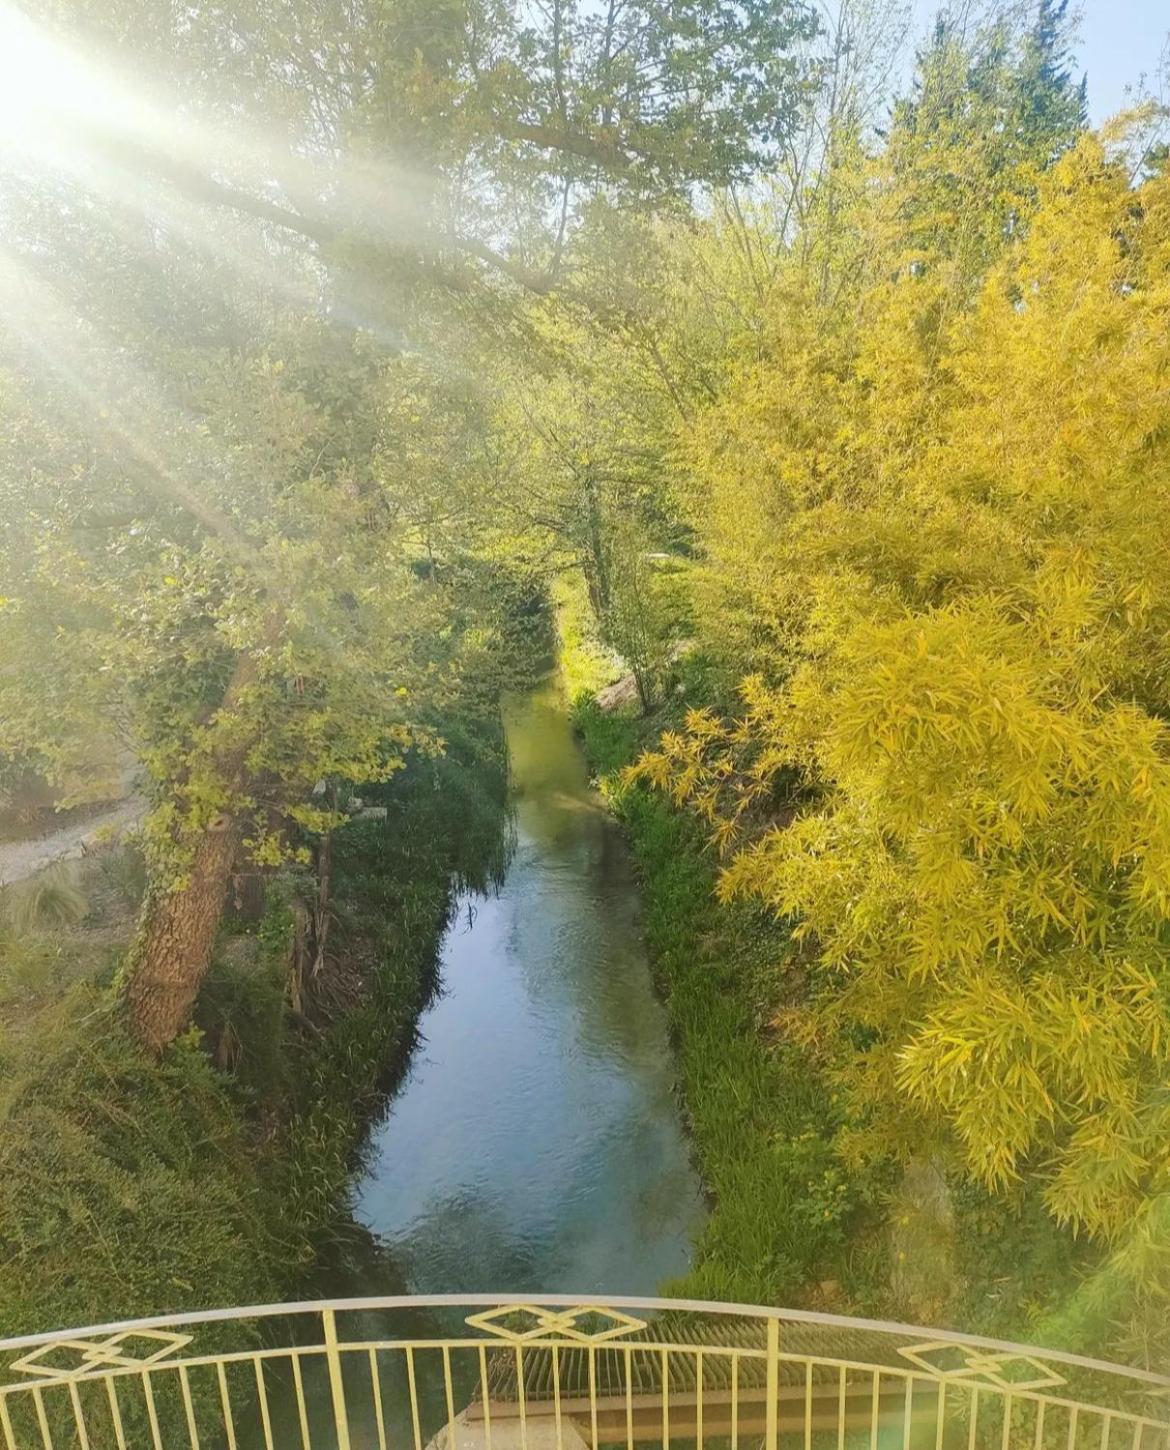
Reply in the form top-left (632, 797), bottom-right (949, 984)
top-left (572, 693), bottom-right (881, 1313)
top-left (571, 663), bottom-right (1100, 1350)
top-left (0, 715), bottom-right (510, 1341)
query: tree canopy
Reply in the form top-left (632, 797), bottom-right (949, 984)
top-left (4, 0), bottom-right (1170, 1363)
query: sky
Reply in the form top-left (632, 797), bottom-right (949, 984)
top-left (1076, 0), bottom-right (1169, 123)
top-left (906, 0), bottom-right (1170, 124)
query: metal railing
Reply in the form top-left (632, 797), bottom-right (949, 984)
top-left (0, 1295), bottom-right (1166, 1450)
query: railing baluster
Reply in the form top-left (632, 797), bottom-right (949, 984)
top-left (0, 1394), bottom-right (17, 1450)
top-left (478, 1346), bottom-right (494, 1450)
top-left (178, 1364), bottom-right (200, 1450)
top-left (514, 1345), bottom-right (527, 1450)
top-left (696, 1349), bottom-right (704, 1450)
top-left (766, 1318), bottom-right (779, 1450)
top-left (731, 1350), bottom-right (740, 1450)
top-left (217, 1362), bottom-right (239, 1450)
top-left (31, 1385), bottom-right (53, 1450)
top-left (66, 1381), bottom-right (89, 1450)
top-left (442, 1347), bottom-right (456, 1448)
top-left (806, 1361), bottom-right (814, 1450)
top-left (1035, 1398), bottom-right (1047, 1450)
top-left (870, 1372), bottom-right (881, 1450)
top-left (141, 1369), bottom-right (165, 1450)
top-left (1002, 1396), bottom-right (1015, 1450)
top-left (969, 1389), bottom-right (981, 1450)
top-left (291, 1353), bottom-right (311, 1450)
top-left (624, 1344), bottom-right (634, 1450)
top-left (588, 1346), bottom-right (598, 1450)
top-left (369, 1349), bottom-right (388, 1450)
top-left (406, 1346), bottom-right (423, 1450)
top-left (323, 1308), bottom-right (353, 1450)
top-left (904, 1374), bottom-right (915, 1450)
top-left (104, 1376), bottom-right (127, 1450)
top-left (552, 1345), bottom-right (563, 1450)
top-left (253, 1356), bottom-right (275, 1450)
top-left (660, 1347), bottom-right (669, 1450)
top-left (1069, 1406), bottom-right (1081, 1450)
top-left (839, 1364), bottom-right (848, 1450)
top-left (935, 1380), bottom-right (947, 1450)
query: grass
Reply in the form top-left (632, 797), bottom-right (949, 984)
top-left (571, 672), bottom-right (1102, 1349)
top-left (0, 853), bottom-right (141, 1021)
top-left (552, 573), bottom-right (624, 700)
top-left (573, 695), bottom-right (885, 1311)
top-left (0, 711), bottom-right (510, 1345)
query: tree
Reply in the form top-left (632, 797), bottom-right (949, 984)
top-left (634, 129), bottom-right (1170, 1237)
top-left (0, 0), bottom-right (820, 1049)
top-left (13, 0), bottom-right (818, 300)
top-left (0, 237), bottom-right (499, 1048)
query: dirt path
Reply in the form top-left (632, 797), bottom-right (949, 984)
top-left (0, 798), bottom-right (144, 887)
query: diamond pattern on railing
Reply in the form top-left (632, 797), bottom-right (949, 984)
top-left (898, 1341), bottom-right (1066, 1391)
top-left (466, 1304), bottom-right (647, 1343)
top-left (10, 1329), bottom-right (193, 1382)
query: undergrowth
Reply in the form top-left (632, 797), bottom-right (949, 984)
top-left (572, 693), bottom-right (886, 1310)
top-left (0, 711), bottom-right (511, 1349)
top-left (572, 668), bottom-right (1099, 1348)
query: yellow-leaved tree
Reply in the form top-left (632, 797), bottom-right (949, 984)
top-left (634, 130), bottom-right (1170, 1241)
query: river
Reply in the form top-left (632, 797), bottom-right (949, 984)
top-left (266, 676), bottom-right (704, 1447)
top-left (351, 673), bottom-right (704, 1293)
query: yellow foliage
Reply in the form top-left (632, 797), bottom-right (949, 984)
top-left (640, 135), bottom-right (1170, 1237)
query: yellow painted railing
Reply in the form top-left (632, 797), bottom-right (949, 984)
top-left (0, 1295), bottom-right (1166, 1450)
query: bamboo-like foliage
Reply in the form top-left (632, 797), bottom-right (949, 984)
top-left (633, 128), bottom-right (1170, 1239)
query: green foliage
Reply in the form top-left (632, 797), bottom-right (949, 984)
top-left (575, 696), bottom-right (885, 1308)
top-left (0, 1003), bottom-right (291, 1335)
top-left (554, 575), bottom-right (624, 702)
top-left (0, 706), bottom-right (509, 1367)
top-left (949, 1178), bottom-right (1092, 1343)
top-left (640, 136), bottom-right (1170, 1250)
top-left (885, 0), bottom-right (1085, 281)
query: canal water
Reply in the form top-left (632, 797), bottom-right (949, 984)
top-left (352, 673), bottom-right (704, 1292)
top-left (262, 676), bottom-right (704, 1448)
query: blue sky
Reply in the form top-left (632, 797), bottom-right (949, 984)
top-left (906, 0), bottom-right (1169, 124)
top-left (1076, 0), bottom-right (1168, 123)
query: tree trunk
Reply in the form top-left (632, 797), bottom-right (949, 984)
top-left (632, 661), bottom-right (653, 715)
top-left (126, 815), bottom-right (243, 1054)
top-left (582, 473), bottom-right (611, 620)
top-left (311, 826), bottom-right (333, 980)
top-left (124, 646), bottom-right (264, 1054)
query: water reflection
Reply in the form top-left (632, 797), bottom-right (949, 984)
top-left (350, 674), bottom-right (704, 1296)
top-left (281, 675), bottom-right (705, 1448)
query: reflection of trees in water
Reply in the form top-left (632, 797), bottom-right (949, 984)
top-left (505, 682), bottom-right (602, 856)
top-left (507, 815), bottom-right (678, 1091)
top-left (501, 681), bottom-right (704, 1255)
top-left (303, 1213), bottom-right (412, 1299)
top-left (249, 676), bottom-right (703, 1450)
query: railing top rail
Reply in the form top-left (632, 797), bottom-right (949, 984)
top-left (0, 1294), bottom-right (1164, 1389)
